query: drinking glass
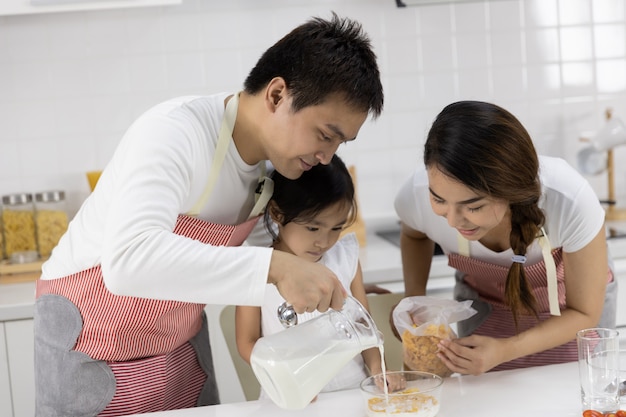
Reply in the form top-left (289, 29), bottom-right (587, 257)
top-left (577, 328), bottom-right (620, 413)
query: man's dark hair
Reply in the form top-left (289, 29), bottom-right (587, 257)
top-left (244, 12), bottom-right (383, 118)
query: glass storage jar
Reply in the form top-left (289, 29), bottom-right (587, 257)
top-left (1, 193), bottom-right (37, 259)
top-left (34, 190), bottom-right (68, 258)
top-left (0, 206), bottom-right (3, 259)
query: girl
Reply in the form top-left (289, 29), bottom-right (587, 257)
top-left (236, 155), bottom-right (394, 398)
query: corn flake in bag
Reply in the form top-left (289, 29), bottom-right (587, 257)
top-left (393, 297), bottom-right (476, 377)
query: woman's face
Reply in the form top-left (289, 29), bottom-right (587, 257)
top-left (273, 201), bottom-right (351, 263)
top-left (427, 166), bottom-right (510, 241)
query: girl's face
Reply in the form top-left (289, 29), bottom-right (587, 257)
top-left (273, 201), bottom-right (351, 262)
top-left (427, 166), bottom-right (510, 242)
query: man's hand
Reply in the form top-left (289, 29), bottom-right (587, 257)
top-left (268, 250), bottom-right (346, 313)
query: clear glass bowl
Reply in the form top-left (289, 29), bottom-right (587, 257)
top-left (360, 370), bottom-right (443, 417)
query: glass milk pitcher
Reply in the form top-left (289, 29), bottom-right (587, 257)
top-left (250, 296), bottom-right (383, 410)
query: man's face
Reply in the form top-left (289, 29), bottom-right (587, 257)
top-left (264, 93), bottom-right (367, 179)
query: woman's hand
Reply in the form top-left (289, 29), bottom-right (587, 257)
top-left (436, 335), bottom-right (509, 376)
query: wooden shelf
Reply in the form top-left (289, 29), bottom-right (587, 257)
top-left (0, 258), bottom-right (44, 284)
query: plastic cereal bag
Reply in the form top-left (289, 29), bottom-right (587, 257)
top-left (393, 297), bottom-right (476, 377)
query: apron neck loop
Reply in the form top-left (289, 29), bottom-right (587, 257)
top-left (456, 226), bottom-right (560, 316)
top-left (187, 92), bottom-right (273, 219)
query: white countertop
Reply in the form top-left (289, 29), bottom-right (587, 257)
top-left (128, 361), bottom-right (586, 417)
top-left (0, 281), bottom-right (35, 321)
top-left (359, 229), bottom-right (454, 287)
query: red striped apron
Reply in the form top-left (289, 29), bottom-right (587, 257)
top-left (34, 92), bottom-right (273, 416)
top-left (35, 214), bottom-right (259, 415)
top-left (450, 245), bottom-right (614, 371)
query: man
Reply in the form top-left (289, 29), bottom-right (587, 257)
top-left (34, 12), bottom-right (383, 416)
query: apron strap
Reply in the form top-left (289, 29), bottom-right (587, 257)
top-left (538, 228), bottom-right (560, 316)
top-left (457, 233), bottom-right (470, 257)
top-left (250, 174), bottom-right (273, 219)
top-left (187, 93), bottom-right (239, 216)
top-left (187, 93), bottom-right (271, 218)
top-left (456, 227), bottom-right (560, 316)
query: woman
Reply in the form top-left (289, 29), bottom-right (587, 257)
top-left (394, 101), bottom-right (616, 375)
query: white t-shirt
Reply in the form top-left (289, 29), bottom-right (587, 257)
top-left (394, 156), bottom-right (605, 266)
top-left (260, 233), bottom-right (369, 394)
top-left (42, 93), bottom-right (272, 306)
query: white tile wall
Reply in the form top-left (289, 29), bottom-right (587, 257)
top-left (0, 0), bottom-right (625, 221)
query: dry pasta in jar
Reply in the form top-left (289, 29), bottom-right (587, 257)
top-left (2, 193), bottom-right (37, 258)
top-left (0, 212), bottom-right (3, 259)
top-left (35, 191), bottom-right (68, 258)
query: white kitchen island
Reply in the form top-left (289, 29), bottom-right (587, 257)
top-left (127, 361), bottom-right (590, 417)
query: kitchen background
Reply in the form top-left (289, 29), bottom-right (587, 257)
top-left (1, 1), bottom-right (626, 413)
top-left (0, 0), bottom-right (625, 222)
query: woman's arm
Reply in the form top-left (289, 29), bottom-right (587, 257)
top-left (438, 226), bottom-right (609, 375)
top-left (235, 305), bottom-right (262, 364)
top-left (400, 222), bottom-right (436, 296)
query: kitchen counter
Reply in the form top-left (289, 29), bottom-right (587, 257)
top-left (358, 219), bottom-right (626, 292)
top-left (356, 223), bottom-right (455, 291)
top-left (127, 361), bottom-right (587, 417)
top-left (0, 281), bottom-right (35, 321)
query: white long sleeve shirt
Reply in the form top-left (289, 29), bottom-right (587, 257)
top-left (42, 93), bottom-right (272, 306)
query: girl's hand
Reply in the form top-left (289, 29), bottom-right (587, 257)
top-left (373, 372), bottom-right (407, 393)
top-left (436, 335), bottom-right (508, 376)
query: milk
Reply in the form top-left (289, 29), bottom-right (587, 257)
top-left (379, 345), bottom-right (391, 416)
top-left (250, 296), bottom-right (383, 410)
top-left (251, 341), bottom-right (363, 409)
top-left (367, 346), bottom-right (441, 417)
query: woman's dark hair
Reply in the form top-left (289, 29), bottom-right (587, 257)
top-left (425, 101), bottom-right (545, 326)
top-left (264, 155), bottom-right (357, 240)
top-left (244, 12), bottom-right (383, 118)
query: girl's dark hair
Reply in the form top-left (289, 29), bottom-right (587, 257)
top-left (244, 12), bottom-right (383, 118)
top-left (264, 155), bottom-right (357, 240)
top-left (425, 101), bottom-right (545, 326)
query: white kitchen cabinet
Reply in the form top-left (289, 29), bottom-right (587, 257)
top-left (0, 323), bottom-right (13, 417)
top-left (4, 319), bottom-right (35, 417)
top-left (0, 0), bottom-right (181, 16)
